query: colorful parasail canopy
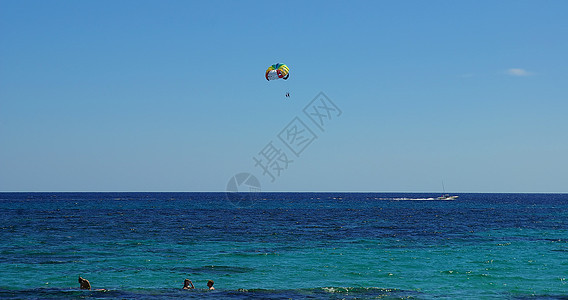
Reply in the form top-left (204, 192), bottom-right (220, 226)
top-left (265, 63), bottom-right (290, 81)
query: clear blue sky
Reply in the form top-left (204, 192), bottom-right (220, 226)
top-left (1, 0), bottom-right (567, 193)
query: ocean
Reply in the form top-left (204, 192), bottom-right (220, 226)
top-left (0, 192), bottom-right (566, 299)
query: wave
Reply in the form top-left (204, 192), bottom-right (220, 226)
top-left (3, 286), bottom-right (566, 299)
top-left (0, 287), bottom-right (415, 300)
top-left (235, 286), bottom-right (407, 295)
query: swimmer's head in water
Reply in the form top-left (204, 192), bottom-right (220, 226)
top-left (78, 277), bottom-right (91, 290)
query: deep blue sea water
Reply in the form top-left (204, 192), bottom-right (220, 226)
top-left (0, 192), bottom-right (567, 299)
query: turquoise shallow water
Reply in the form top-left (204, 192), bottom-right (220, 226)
top-left (0, 192), bottom-right (567, 299)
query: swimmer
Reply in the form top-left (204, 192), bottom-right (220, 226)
top-left (207, 280), bottom-right (215, 290)
top-left (183, 278), bottom-right (195, 290)
top-left (78, 276), bottom-right (91, 290)
top-left (78, 276), bottom-right (106, 291)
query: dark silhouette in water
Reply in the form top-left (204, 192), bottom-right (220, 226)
top-left (183, 279), bottom-right (195, 289)
top-left (78, 276), bottom-right (106, 291)
top-left (78, 277), bottom-right (91, 290)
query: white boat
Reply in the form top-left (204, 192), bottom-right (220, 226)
top-left (436, 194), bottom-right (458, 200)
top-left (436, 181), bottom-right (458, 200)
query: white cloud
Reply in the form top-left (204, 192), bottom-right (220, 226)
top-left (505, 68), bottom-right (532, 76)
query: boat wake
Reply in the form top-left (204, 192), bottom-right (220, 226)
top-left (374, 195), bottom-right (458, 201)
